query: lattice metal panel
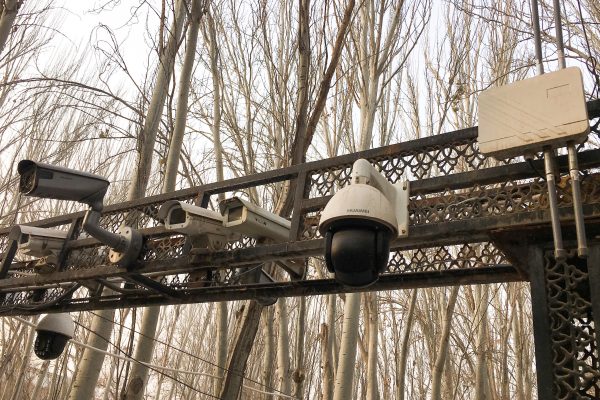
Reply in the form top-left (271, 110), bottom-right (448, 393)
top-left (65, 245), bottom-right (110, 270)
top-left (307, 138), bottom-right (503, 198)
top-left (387, 242), bottom-right (507, 273)
top-left (142, 234), bottom-right (187, 262)
top-left (544, 252), bottom-right (600, 399)
top-left (0, 285), bottom-right (76, 310)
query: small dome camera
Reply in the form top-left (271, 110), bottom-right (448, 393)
top-left (34, 313), bottom-right (74, 360)
top-left (318, 159), bottom-right (409, 287)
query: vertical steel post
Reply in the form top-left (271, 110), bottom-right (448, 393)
top-left (528, 246), bottom-right (556, 400)
top-left (544, 148), bottom-right (566, 260)
top-left (587, 246), bottom-right (600, 351)
top-left (568, 145), bottom-right (588, 257)
top-left (530, 0), bottom-right (545, 75)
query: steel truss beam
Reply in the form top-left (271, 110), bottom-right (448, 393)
top-left (0, 100), bottom-right (599, 316)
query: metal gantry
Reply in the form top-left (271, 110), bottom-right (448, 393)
top-left (1, 100), bottom-right (599, 398)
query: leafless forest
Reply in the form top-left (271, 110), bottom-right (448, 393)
top-left (0, 0), bottom-right (599, 399)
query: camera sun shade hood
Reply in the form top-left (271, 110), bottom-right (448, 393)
top-left (18, 160), bottom-right (109, 211)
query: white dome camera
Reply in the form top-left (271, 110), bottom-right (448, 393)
top-left (318, 159), bottom-right (409, 287)
top-left (34, 313), bottom-right (75, 360)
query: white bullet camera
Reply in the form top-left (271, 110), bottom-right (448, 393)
top-left (11, 225), bottom-right (68, 258)
top-left (220, 197), bottom-right (304, 277)
top-left (18, 160), bottom-right (143, 269)
top-left (219, 197), bottom-right (291, 242)
top-left (34, 313), bottom-right (75, 360)
top-left (18, 160), bottom-right (109, 211)
top-left (158, 200), bottom-right (238, 250)
top-left (318, 159), bottom-right (409, 287)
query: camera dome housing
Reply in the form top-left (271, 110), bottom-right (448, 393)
top-left (34, 313), bottom-right (74, 360)
top-left (319, 184), bottom-right (397, 287)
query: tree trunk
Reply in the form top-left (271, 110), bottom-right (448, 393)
top-left (474, 285), bottom-right (491, 399)
top-left (292, 295), bottom-right (306, 399)
top-left (396, 289), bottom-right (417, 400)
top-left (276, 298), bottom-right (291, 395)
top-left (366, 292), bottom-right (379, 400)
top-left (431, 286), bottom-right (459, 400)
top-left (8, 318), bottom-right (36, 400)
top-left (204, 10), bottom-right (230, 397)
top-left (0, 0), bottom-right (20, 56)
top-left (69, 307), bottom-right (116, 400)
top-left (127, 0), bottom-right (187, 200)
top-left (332, 292), bottom-right (361, 400)
top-left (219, 301), bottom-right (264, 400)
top-left (31, 360), bottom-right (50, 400)
top-left (262, 306), bottom-right (275, 400)
top-left (122, 2), bottom-right (196, 398)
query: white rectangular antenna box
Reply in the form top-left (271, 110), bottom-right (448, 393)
top-left (478, 67), bottom-right (589, 159)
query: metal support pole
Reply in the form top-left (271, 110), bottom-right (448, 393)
top-left (567, 144), bottom-right (588, 257)
top-left (544, 148), bottom-right (566, 260)
top-left (553, 0), bottom-right (567, 69)
top-left (530, 0), bottom-right (545, 75)
top-left (552, 0), bottom-right (587, 257)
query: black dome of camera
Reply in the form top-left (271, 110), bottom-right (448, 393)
top-left (324, 218), bottom-right (392, 287)
top-left (34, 330), bottom-right (70, 360)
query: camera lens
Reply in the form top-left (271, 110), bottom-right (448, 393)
top-left (34, 331), bottom-right (70, 360)
top-left (328, 227), bottom-right (391, 287)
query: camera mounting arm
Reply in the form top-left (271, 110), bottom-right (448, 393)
top-left (350, 159), bottom-right (410, 237)
top-left (83, 209), bottom-right (143, 269)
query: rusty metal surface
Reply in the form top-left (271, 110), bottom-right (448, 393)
top-left (0, 101), bottom-right (599, 314)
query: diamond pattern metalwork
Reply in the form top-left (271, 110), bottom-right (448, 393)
top-left (544, 252), bottom-right (600, 399)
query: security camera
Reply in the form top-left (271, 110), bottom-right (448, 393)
top-left (219, 197), bottom-right (304, 277)
top-left (219, 197), bottom-right (291, 242)
top-left (18, 160), bottom-right (109, 211)
top-left (17, 160), bottom-right (142, 269)
top-left (318, 159), bottom-right (409, 287)
top-left (34, 313), bottom-right (75, 360)
top-left (10, 225), bottom-right (68, 258)
top-left (158, 200), bottom-right (238, 250)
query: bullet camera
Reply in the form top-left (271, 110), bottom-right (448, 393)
top-left (17, 160), bottom-right (143, 269)
top-left (34, 313), bottom-right (75, 360)
top-left (10, 225), bottom-right (68, 259)
top-left (158, 200), bottom-right (238, 250)
top-left (318, 159), bottom-right (409, 287)
top-left (219, 197), bottom-right (291, 242)
top-left (18, 160), bottom-right (109, 211)
top-left (219, 197), bottom-right (304, 277)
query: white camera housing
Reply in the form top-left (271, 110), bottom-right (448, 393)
top-left (478, 67), bottom-right (589, 159)
top-left (219, 197), bottom-right (304, 277)
top-left (158, 200), bottom-right (238, 250)
top-left (18, 160), bottom-right (109, 211)
top-left (34, 313), bottom-right (74, 360)
top-left (318, 159), bottom-right (409, 287)
top-left (10, 225), bottom-right (68, 258)
top-left (219, 197), bottom-right (291, 242)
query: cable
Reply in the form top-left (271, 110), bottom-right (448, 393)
top-left (11, 316), bottom-right (298, 399)
top-left (71, 319), bottom-right (220, 399)
top-left (86, 309), bottom-right (295, 397)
